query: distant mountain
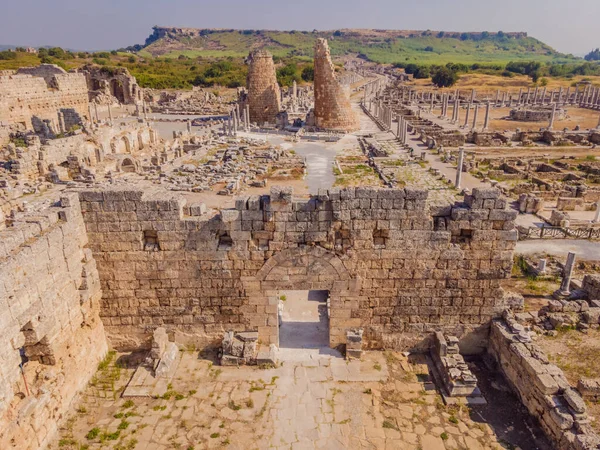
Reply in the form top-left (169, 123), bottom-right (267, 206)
top-left (136, 27), bottom-right (577, 65)
top-left (0, 45), bottom-right (17, 51)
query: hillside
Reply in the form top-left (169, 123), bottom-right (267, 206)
top-left (138, 27), bottom-right (575, 65)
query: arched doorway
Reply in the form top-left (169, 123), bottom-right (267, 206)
top-left (110, 79), bottom-right (126, 104)
top-left (121, 158), bottom-right (136, 173)
top-left (112, 136), bottom-right (131, 154)
top-left (245, 246), bottom-right (359, 350)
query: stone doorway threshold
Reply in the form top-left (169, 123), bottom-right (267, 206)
top-left (276, 290), bottom-right (342, 362)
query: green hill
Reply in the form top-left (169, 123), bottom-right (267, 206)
top-left (138, 27), bottom-right (576, 65)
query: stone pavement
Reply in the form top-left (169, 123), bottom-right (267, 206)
top-left (50, 351), bottom-right (512, 450)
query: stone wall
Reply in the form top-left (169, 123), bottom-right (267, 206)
top-left (0, 71), bottom-right (89, 143)
top-left (246, 50), bottom-right (281, 126)
top-left (16, 64), bottom-right (67, 84)
top-left (78, 185), bottom-right (518, 353)
top-left (489, 320), bottom-right (600, 450)
top-left (0, 193), bottom-right (108, 450)
top-left (313, 39), bottom-right (359, 132)
top-left (583, 275), bottom-right (600, 301)
top-left (77, 64), bottom-right (141, 105)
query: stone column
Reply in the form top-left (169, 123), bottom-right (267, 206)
top-left (556, 252), bottom-right (576, 297)
top-left (396, 116), bottom-right (401, 138)
top-left (88, 105), bottom-right (95, 129)
top-left (94, 103), bottom-right (99, 123)
top-left (495, 89), bottom-right (500, 105)
top-left (187, 119), bottom-right (192, 133)
top-left (452, 99), bottom-right (459, 123)
top-left (558, 87), bottom-right (563, 105)
top-left (108, 104), bottom-right (113, 124)
top-left (518, 88), bottom-right (523, 105)
top-left (541, 87), bottom-right (547, 105)
top-left (464, 103), bottom-right (471, 128)
top-left (594, 202), bottom-right (600, 223)
top-left (57, 111), bottom-right (65, 133)
top-left (472, 104), bottom-right (479, 130)
top-left (470, 89), bottom-right (476, 103)
top-left (549, 103), bottom-right (557, 130)
top-left (526, 88), bottom-right (531, 105)
top-left (455, 148), bottom-right (465, 189)
top-left (483, 102), bottom-right (491, 130)
top-left (537, 259), bottom-right (547, 274)
top-left (430, 94), bottom-right (434, 112)
top-left (245, 105), bottom-right (250, 129)
top-left (502, 91), bottom-right (507, 107)
top-left (565, 87), bottom-right (571, 105)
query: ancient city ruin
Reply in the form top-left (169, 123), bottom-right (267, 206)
top-left (1, 22), bottom-right (600, 450)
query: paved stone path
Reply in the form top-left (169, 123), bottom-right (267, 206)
top-left (50, 351), bottom-right (514, 450)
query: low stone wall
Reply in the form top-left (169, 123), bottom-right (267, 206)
top-left (489, 320), bottom-right (600, 450)
top-left (583, 275), bottom-right (600, 301)
top-left (0, 193), bottom-right (108, 450)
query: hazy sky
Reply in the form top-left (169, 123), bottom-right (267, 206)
top-left (1, 0), bottom-right (598, 55)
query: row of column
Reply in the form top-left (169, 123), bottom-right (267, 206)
top-left (223, 104), bottom-right (251, 137)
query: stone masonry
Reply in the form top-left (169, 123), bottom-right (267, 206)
top-left (489, 319), bottom-right (600, 450)
top-left (313, 38), bottom-right (359, 132)
top-left (0, 193), bottom-right (108, 450)
top-left (0, 68), bottom-right (89, 143)
top-left (78, 185), bottom-right (518, 353)
top-left (246, 50), bottom-right (281, 126)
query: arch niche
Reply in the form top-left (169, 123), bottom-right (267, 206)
top-left (243, 246), bottom-right (361, 348)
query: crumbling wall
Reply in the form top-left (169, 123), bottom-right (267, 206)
top-left (0, 193), bottom-right (107, 450)
top-left (246, 50), bottom-right (281, 126)
top-left (77, 65), bottom-right (141, 105)
top-left (79, 186), bottom-right (517, 353)
top-left (0, 71), bottom-right (89, 143)
top-left (313, 38), bottom-right (359, 132)
top-left (489, 320), bottom-right (600, 450)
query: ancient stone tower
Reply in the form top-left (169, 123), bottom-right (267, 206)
top-left (313, 38), bottom-right (359, 132)
top-left (246, 50), bottom-right (281, 126)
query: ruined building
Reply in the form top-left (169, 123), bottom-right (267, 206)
top-left (246, 50), bottom-right (281, 126)
top-left (76, 64), bottom-right (142, 105)
top-left (313, 38), bottom-right (359, 132)
top-left (0, 65), bottom-right (89, 144)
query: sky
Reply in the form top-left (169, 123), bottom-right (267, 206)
top-left (0, 0), bottom-right (598, 55)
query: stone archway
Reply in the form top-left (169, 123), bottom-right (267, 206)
top-left (111, 136), bottom-right (131, 154)
top-left (121, 158), bottom-right (136, 173)
top-left (244, 246), bottom-right (360, 348)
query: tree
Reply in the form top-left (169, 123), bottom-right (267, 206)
top-left (585, 48), bottom-right (600, 61)
top-left (301, 66), bottom-right (314, 82)
top-left (432, 67), bottom-right (459, 88)
top-left (424, 46), bottom-right (434, 52)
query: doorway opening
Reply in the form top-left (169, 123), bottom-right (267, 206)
top-left (277, 290), bottom-right (337, 360)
